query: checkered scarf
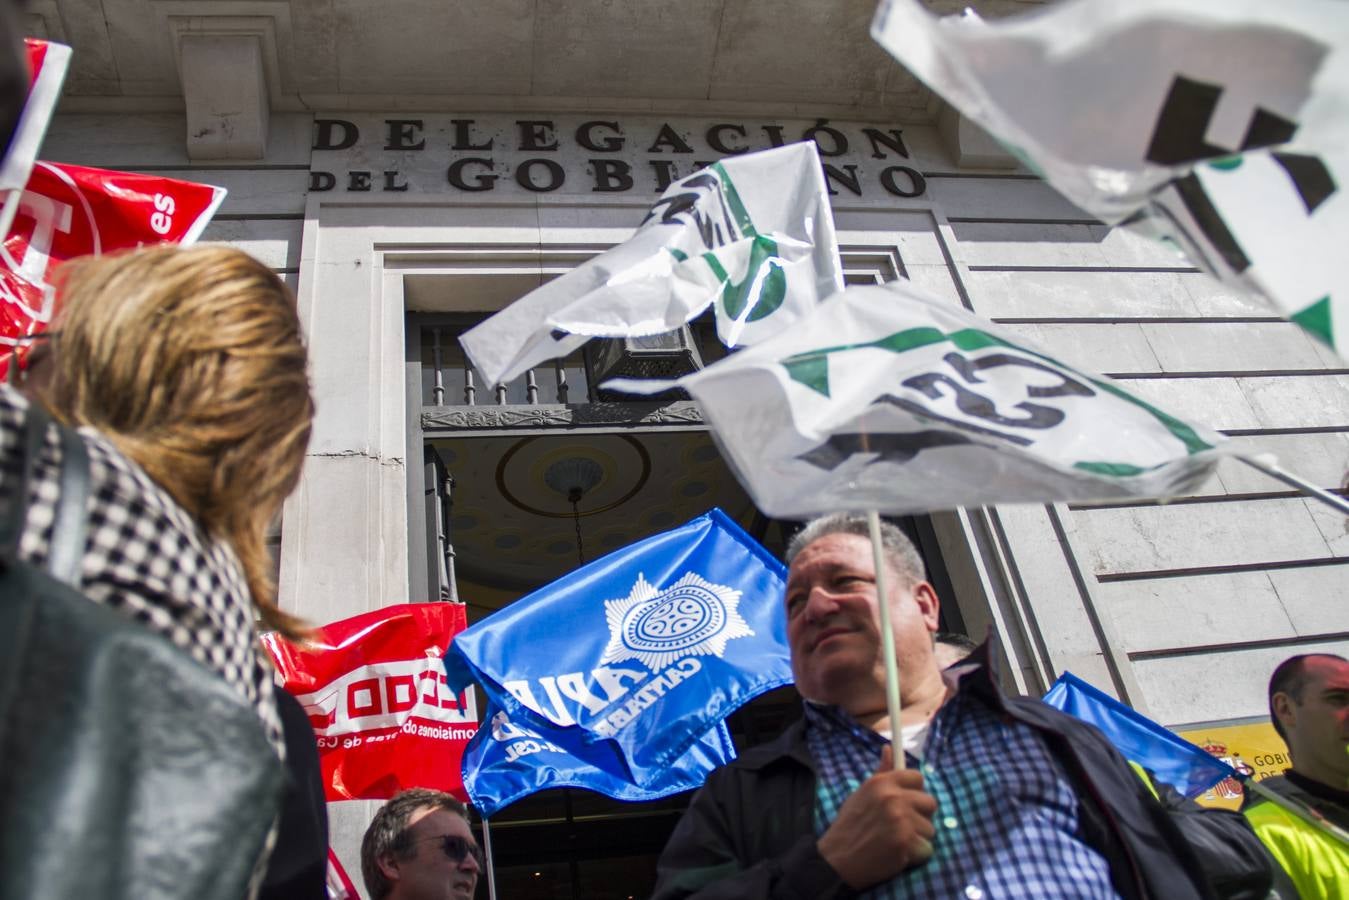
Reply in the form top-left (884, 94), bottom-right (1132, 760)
top-left (0, 387), bottom-right (285, 895)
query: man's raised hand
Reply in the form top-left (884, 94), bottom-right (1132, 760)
top-left (816, 744), bottom-right (938, 890)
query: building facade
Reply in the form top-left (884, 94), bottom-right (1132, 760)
top-left (32, 0), bottom-right (1349, 895)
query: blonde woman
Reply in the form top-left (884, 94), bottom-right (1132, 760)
top-left (1, 244), bottom-right (314, 897)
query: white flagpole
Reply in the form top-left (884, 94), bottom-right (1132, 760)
top-left (1237, 455), bottom-right (1349, 517)
top-left (0, 190), bottom-right (20, 244)
top-left (481, 816), bottom-right (499, 900)
top-left (867, 509), bottom-right (905, 771)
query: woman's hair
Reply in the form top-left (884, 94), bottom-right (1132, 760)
top-left (43, 244), bottom-right (314, 639)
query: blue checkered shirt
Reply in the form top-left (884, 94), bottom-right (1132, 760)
top-left (804, 682), bottom-right (1120, 899)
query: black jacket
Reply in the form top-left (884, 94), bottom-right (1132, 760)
top-left (653, 642), bottom-right (1272, 900)
top-left (259, 691), bottom-right (329, 900)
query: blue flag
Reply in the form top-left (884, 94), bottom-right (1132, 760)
top-left (1043, 671), bottom-right (1233, 798)
top-left (444, 507), bottom-right (791, 785)
top-left (462, 702), bottom-right (737, 817)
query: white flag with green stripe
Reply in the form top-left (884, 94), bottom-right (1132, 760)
top-left (459, 141), bottom-right (843, 388)
top-left (870, 0), bottom-right (1349, 354)
top-left (606, 282), bottom-right (1226, 518)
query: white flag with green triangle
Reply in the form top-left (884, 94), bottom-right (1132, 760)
top-left (606, 282), bottom-right (1227, 518)
top-left (870, 0), bottom-right (1349, 353)
top-left (459, 141), bottom-right (843, 388)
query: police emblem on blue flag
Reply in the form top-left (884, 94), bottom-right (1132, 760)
top-left (443, 508), bottom-right (791, 785)
top-left (1043, 671), bottom-right (1234, 798)
top-left (462, 702), bottom-right (738, 817)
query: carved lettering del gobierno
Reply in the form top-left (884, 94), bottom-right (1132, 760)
top-left (308, 117), bottom-right (927, 198)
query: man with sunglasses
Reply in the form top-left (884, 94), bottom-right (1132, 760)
top-left (361, 789), bottom-right (482, 900)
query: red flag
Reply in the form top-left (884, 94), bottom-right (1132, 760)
top-left (263, 604), bottom-right (478, 802)
top-left (0, 39), bottom-right (70, 192)
top-left (0, 161), bottom-right (226, 370)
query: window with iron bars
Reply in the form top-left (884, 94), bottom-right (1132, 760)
top-left (415, 312), bottom-right (731, 408)
top-left (414, 267), bottom-right (889, 408)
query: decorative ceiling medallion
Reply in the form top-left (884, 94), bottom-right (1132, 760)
top-left (496, 434), bottom-right (651, 518)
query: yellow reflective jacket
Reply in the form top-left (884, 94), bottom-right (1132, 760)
top-left (1242, 774), bottom-right (1349, 900)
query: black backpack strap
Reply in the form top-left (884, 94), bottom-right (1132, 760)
top-left (0, 401), bottom-right (90, 586)
top-left (47, 420), bottom-right (90, 586)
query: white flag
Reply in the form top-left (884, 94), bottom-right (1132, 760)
top-left (607, 282), bottom-right (1226, 518)
top-left (871, 0), bottom-right (1349, 352)
top-left (459, 141), bottom-right (843, 388)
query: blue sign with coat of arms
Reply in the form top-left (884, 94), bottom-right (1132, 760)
top-left (443, 508), bottom-right (791, 787)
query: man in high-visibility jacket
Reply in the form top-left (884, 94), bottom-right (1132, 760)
top-left (1242, 654), bottom-right (1349, 899)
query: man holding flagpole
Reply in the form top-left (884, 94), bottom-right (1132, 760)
top-left (654, 513), bottom-right (1271, 899)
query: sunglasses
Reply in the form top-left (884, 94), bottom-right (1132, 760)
top-left (415, 833), bottom-right (484, 868)
top-left (5, 331), bottom-right (58, 386)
